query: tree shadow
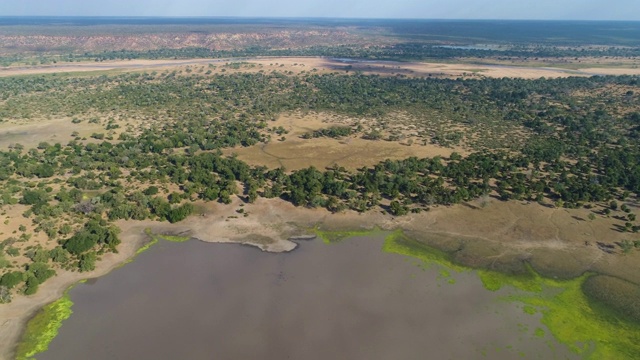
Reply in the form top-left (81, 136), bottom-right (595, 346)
top-left (461, 202), bottom-right (479, 210)
top-left (611, 224), bottom-right (627, 233)
top-left (596, 242), bottom-right (616, 254)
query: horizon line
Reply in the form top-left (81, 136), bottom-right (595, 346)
top-left (1, 15), bottom-right (639, 22)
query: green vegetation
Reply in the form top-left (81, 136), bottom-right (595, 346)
top-left (381, 231), bottom-right (640, 359)
top-left (315, 228), bottom-right (385, 244)
top-left (301, 126), bottom-right (354, 139)
top-left (142, 228), bottom-right (191, 244)
top-left (15, 293), bottom-right (74, 360)
top-left (1, 62), bottom-right (639, 304)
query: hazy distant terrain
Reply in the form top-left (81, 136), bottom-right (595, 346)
top-left (2, 18), bottom-right (640, 63)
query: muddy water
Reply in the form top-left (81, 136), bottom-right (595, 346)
top-left (39, 236), bottom-right (577, 360)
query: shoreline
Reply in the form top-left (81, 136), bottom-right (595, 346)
top-left (0, 225), bottom-right (149, 360)
top-left (1, 196), bottom-right (639, 359)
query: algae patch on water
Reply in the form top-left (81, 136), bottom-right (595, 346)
top-left (15, 293), bottom-right (74, 360)
top-left (380, 230), bottom-right (640, 359)
top-left (134, 229), bottom-right (190, 258)
top-left (315, 227), bottom-right (385, 244)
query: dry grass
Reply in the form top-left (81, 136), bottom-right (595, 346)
top-left (0, 117), bottom-right (108, 150)
top-left (224, 113), bottom-right (467, 171)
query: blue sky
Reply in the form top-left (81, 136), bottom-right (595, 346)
top-left (1, 0), bottom-right (639, 20)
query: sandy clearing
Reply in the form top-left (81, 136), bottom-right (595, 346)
top-left (226, 137), bottom-right (463, 171)
top-left (0, 117), bottom-right (108, 150)
top-left (224, 112), bottom-right (468, 171)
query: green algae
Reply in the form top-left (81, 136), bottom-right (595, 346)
top-left (379, 230), bottom-right (640, 359)
top-left (477, 267), bottom-right (542, 293)
top-left (15, 292), bottom-right (74, 360)
top-left (143, 228), bottom-right (190, 243)
top-left (121, 229), bottom-right (191, 268)
top-left (137, 229), bottom-right (190, 254)
top-left (522, 305), bottom-right (538, 315)
top-left (155, 234), bottom-right (191, 243)
top-left (535, 328), bottom-right (546, 338)
top-left (314, 227), bottom-right (385, 244)
top-left (381, 230), bottom-right (468, 273)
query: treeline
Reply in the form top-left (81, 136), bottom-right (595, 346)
top-left (301, 126), bottom-right (354, 139)
top-left (66, 44), bottom-right (640, 62)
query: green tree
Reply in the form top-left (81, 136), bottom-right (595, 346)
top-left (0, 271), bottom-right (24, 289)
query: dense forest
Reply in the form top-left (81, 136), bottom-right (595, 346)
top-left (1, 69), bottom-right (640, 302)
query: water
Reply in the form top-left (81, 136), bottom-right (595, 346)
top-left (39, 236), bottom-right (577, 360)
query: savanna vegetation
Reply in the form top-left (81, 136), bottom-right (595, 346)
top-left (0, 67), bottom-right (639, 303)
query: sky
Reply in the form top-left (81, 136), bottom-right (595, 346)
top-left (1, 0), bottom-right (639, 20)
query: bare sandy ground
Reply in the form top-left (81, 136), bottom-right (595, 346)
top-left (3, 57), bottom-right (640, 79)
top-left (2, 194), bottom-right (638, 359)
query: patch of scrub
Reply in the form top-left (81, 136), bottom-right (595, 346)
top-left (382, 230), bottom-right (640, 359)
top-left (15, 293), bottom-right (74, 360)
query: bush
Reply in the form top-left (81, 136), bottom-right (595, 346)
top-left (79, 252), bottom-right (97, 272)
top-left (20, 190), bottom-right (49, 206)
top-left (64, 232), bottom-right (98, 255)
top-left (166, 203), bottom-right (194, 223)
top-left (0, 271), bottom-right (24, 289)
top-left (27, 262), bottom-right (55, 283)
top-left (143, 186), bottom-right (159, 196)
top-left (23, 276), bottom-right (39, 295)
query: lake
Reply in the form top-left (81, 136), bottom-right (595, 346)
top-left (38, 235), bottom-right (576, 360)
